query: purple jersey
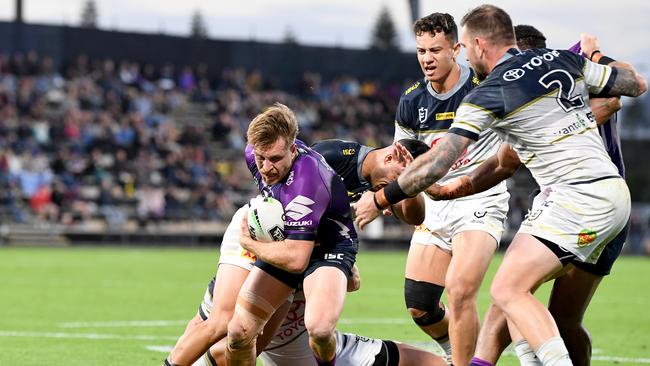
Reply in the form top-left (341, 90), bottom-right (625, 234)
top-left (245, 140), bottom-right (358, 258)
top-left (568, 42), bottom-right (624, 177)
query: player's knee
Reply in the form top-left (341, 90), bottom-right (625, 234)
top-left (306, 320), bottom-right (336, 345)
top-left (446, 276), bottom-right (479, 307)
top-left (404, 278), bottom-right (446, 326)
top-left (489, 280), bottom-right (516, 310)
top-left (226, 317), bottom-right (256, 350)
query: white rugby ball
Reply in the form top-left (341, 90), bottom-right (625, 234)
top-left (247, 196), bottom-right (286, 242)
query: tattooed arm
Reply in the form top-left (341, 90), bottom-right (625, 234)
top-left (608, 66), bottom-right (647, 97)
top-left (426, 143), bottom-right (520, 200)
top-left (397, 133), bottom-right (472, 196)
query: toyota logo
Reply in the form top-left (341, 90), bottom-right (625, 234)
top-left (503, 68), bottom-right (525, 81)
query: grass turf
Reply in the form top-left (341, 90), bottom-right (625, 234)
top-left (0, 246), bottom-right (648, 365)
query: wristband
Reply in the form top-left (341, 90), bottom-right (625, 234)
top-left (372, 192), bottom-right (383, 210)
top-left (598, 55), bottom-right (615, 65)
top-left (383, 181), bottom-right (410, 205)
top-left (589, 50), bottom-right (601, 61)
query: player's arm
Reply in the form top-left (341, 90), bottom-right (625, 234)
top-left (240, 216), bottom-right (312, 274)
top-left (425, 143), bottom-right (520, 200)
top-left (355, 133), bottom-right (472, 229)
top-left (389, 194), bottom-right (425, 225)
top-left (590, 96), bottom-right (621, 125)
top-left (579, 33), bottom-right (647, 98)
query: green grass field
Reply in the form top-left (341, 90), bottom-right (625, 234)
top-left (0, 246), bottom-right (648, 365)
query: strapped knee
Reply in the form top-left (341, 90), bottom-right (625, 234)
top-left (228, 289), bottom-right (275, 350)
top-left (404, 278), bottom-right (446, 326)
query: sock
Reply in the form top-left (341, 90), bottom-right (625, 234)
top-left (514, 340), bottom-right (542, 365)
top-left (434, 334), bottom-right (452, 358)
top-left (470, 356), bottom-right (494, 366)
top-left (535, 337), bottom-right (573, 366)
top-left (314, 355), bottom-right (336, 366)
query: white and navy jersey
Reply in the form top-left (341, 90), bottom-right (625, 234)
top-left (311, 139), bottom-right (376, 202)
top-left (599, 114), bottom-right (625, 177)
top-left (450, 48), bottom-right (620, 188)
top-left (394, 64), bottom-right (506, 197)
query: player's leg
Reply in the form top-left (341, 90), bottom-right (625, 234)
top-left (226, 265), bottom-right (295, 366)
top-left (394, 341), bottom-right (449, 366)
top-left (547, 222), bottom-right (626, 366)
top-left (303, 266), bottom-right (348, 365)
top-left (489, 234), bottom-right (570, 365)
top-left (446, 230), bottom-right (497, 366)
top-left (471, 303), bottom-right (511, 366)
top-left (548, 268), bottom-right (601, 366)
top-left (404, 241), bottom-right (451, 356)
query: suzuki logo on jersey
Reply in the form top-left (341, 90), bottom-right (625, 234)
top-left (418, 107), bottom-right (428, 123)
top-left (503, 68), bottom-right (525, 81)
top-left (285, 195), bottom-right (314, 220)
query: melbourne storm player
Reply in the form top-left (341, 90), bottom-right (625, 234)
top-left (392, 12), bottom-right (508, 365)
top-left (165, 137), bottom-right (430, 366)
top-left (357, 4), bottom-right (646, 365)
top-left (226, 103), bottom-right (358, 366)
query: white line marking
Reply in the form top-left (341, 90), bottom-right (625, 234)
top-left (146, 345), bottom-right (174, 353)
top-left (0, 330), bottom-right (177, 341)
top-left (60, 320), bottom-right (187, 328)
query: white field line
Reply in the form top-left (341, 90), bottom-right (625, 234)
top-left (0, 330), bottom-right (177, 341)
top-left (3, 329), bottom-right (650, 364)
top-left (59, 318), bottom-right (411, 328)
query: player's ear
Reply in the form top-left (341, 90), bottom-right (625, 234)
top-left (452, 42), bottom-right (461, 59)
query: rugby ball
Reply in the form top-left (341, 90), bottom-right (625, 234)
top-left (247, 196), bottom-right (286, 242)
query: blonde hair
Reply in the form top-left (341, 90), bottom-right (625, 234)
top-left (247, 103), bottom-right (299, 148)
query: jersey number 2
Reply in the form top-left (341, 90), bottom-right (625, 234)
top-left (538, 69), bottom-right (585, 112)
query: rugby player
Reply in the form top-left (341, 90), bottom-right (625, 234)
top-left (356, 4), bottom-right (646, 366)
top-left (180, 206), bottom-right (445, 366)
top-left (426, 27), bottom-right (627, 366)
top-left (390, 12), bottom-right (508, 365)
top-left (164, 137), bottom-right (432, 365)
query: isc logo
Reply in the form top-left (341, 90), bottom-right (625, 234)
top-left (342, 148), bottom-right (356, 156)
top-left (324, 253), bottom-right (344, 260)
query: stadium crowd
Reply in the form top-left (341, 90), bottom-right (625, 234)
top-left (0, 51), bottom-right (649, 254)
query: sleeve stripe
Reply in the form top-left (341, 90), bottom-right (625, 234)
top-left (600, 67), bottom-right (618, 96)
top-left (459, 102), bottom-right (499, 120)
top-left (449, 127), bottom-right (479, 141)
top-left (453, 121), bottom-right (481, 133)
top-left (598, 66), bottom-right (607, 89)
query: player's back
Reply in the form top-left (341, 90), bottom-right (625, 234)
top-left (311, 139), bottom-right (375, 202)
top-left (456, 48), bottom-right (620, 187)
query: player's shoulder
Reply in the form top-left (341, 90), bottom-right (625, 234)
top-left (399, 78), bottom-right (427, 102)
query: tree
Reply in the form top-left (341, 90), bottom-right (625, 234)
top-left (369, 6), bottom-right (399, 51)
top-left (190, 10), bottom-right (208, 39)
top-left (80, 0), bottom-right (98, 29)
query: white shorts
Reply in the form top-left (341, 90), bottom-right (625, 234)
top-left (218, 205), bottom-right (257, 271)
top-left (411, 192), bottom-right (510, 251)
top-left (519, 177), bottom-right (630, 264)
top-left (261, 331), bottom-right (386, 366)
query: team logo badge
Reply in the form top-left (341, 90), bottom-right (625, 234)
top-left (418, 107), bottom-right (428, 123)
top-left (577, 229), bottom-right (597, 247)
top-left (503, 68), bottom-right (525, 81)
top-left (474, 210), bottom-right (487, 219)
top-left (285, 195), bottom-right (315, 220)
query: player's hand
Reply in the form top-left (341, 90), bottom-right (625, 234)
top-left (353, 191), bottom-right (381, 229)
top-left (394, 142), bottom-right (414, 165)
top-left (579, 33), bottom-right (600, 59)
top-left (239, 212), bottom-right (255, 251)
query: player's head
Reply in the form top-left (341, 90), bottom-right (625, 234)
top-left (460, 4), bottom-right (516, 80)
top-left (412, 13), bottom-right (460, 84)
top-left (247, 103), bottom-right (299, 185)
top-left (369, 139), bottom-right (430, 191)
top-left (514, 24), bottom-right (547, 50)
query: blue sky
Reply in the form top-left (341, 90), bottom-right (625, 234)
top-left (0, 0), bottom-right (648, 72)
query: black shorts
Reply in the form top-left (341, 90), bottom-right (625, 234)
top-left (254, 259), bottom-right (304, 289)
top-left (373, 340), bottom-right (400, 366)
top-left (304, 245), bottom-right (357, 279)
top-left (535, 221), bottom-right (629, 277)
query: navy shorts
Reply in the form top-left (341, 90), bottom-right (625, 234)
top-left (535, 221), bottom-right (628, 277)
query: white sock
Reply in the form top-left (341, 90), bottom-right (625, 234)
top-left (514, 340), bottom-right (542, 365)
top-left (535, 337), bottom-right (573, 366)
